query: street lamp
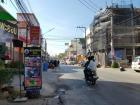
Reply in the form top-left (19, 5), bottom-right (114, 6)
top-left (41, 28), bottom-right (55, 60)
top-left (76, 26), bottom-right (87, 55)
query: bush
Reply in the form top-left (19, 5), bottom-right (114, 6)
top-left (0, 69), bottom-right (13, 87)
top-left (111, 61), bottom-right (119, 68)
top-left (0, 59), bottom-right (5, 69)
top-left (6, 61), bottom-right (24, 69)
top-left (0, 68), bottom-right (24, 88)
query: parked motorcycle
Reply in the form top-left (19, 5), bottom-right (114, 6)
top-left (85, 70), bottom-right (98, 86)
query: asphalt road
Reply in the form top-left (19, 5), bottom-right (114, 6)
top-left (57, 65), bottom-right (140, 105)
top-left (1, 65), bottom-right (140, 105)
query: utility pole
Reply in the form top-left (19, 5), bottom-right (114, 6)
top-left (41, 28), bottom-right (55, 60)
top-left (131, 5), bottom-right (135, 60)
top-left (75, 38), bottom-right (78, 63)
top-left (26, 26), bottom-right (28, 47)
top-left (45, 38), bottom-right (47, 60)
top-left (111, 10), bottom-right (115, 64)
top-left (76, 26), bottom-right (87, 55)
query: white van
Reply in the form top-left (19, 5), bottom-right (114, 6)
top-left (131, 56), bottom-right (140, 72)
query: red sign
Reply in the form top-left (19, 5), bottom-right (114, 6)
top-left (30, 26), bottom-right (40, 45)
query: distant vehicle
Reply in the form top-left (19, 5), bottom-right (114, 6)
top-left (131, 56), bottom-right (140, 72)
top-left (60, 60), bottom-right (66, 64)
top-left (66, 59), bottom-right (76, 65)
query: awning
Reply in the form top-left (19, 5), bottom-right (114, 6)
top-left (0, 5), bottom-right (16, 21)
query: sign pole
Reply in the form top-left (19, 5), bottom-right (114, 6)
top-left (19, 47), bottom-right (22, 97)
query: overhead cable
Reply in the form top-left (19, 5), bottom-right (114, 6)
top-left (25, 0), bottom-right (33, 13)
top-left (15, 0), bottom-right (32, 26)
top-left (83, 0), bottom-right (98, 11)
top-left (87, 0), bottom-right (100, 9)
top-left (77, 0), bottom-right (96, 13)
top-left (10, 0), bottom-right (30, 23)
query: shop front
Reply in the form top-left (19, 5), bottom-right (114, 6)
top-left (0, 6), bottom-right (18, 61)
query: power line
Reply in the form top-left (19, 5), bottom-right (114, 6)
top-left (83, 0), bottom-right (98, 11)
top-left (9, 0), bottom-right (30, 24)
top-left (25, 0), bottom-right (33, 13)
top-left (45, 38), bottom-right (72, 41)
top-left (15, 0), bottom-right (32, 26)
top-left (9, 0), bottom-right (19, 12)
top-left (77, 0), bottom-right (96, 13)
top-left (87, 0), bottom-right (100, 8)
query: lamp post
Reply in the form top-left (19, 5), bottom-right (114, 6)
top-left (41, 28), bottom-right (55, 60)
top-left (76, 26), bottom-right (87, 55)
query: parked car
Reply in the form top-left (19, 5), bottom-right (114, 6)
top-left (66, 60), bottom-right (76, 65)
top-left (60, 60), bottom-right (67, 64)
top-left (131, 56), bottom-right (140, 72)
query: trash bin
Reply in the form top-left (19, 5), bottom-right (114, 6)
top-left (43, 62), bottom-right (48, 71)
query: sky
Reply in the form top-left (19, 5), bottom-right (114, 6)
top-left (1, 0), bottom-right (140, 56)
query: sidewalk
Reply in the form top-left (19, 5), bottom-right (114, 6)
top-left (0, 68), bottom-right (61, 105)
top-left (98, 67), bottom-right (137, 74)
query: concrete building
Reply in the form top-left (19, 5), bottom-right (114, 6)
top-left (66, 38), bottom-right (85, 63)
top-left (0, 5), bottom-right (18, 61)
top-left (89, 3), bottom-right (140, 67)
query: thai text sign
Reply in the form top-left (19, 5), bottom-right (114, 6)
top-left (0, 19), bottom-right (17, 35)
top-left (24, 47), bottom-right (42, 90)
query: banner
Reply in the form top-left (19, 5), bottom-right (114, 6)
top-left (24, 47), bottom-right (42, 90)
top-left (30, 26), bottom-right (40, 45)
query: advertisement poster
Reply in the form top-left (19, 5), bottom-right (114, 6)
top-left (30, 26), bottom-right (40, 45)
top-left (18, 28), bottom-right (30, 43)
top-left (24, 47), bottom-right (42, 90)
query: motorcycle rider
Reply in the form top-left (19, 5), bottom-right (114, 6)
top-left (84, 56), bottom-right (97, 80)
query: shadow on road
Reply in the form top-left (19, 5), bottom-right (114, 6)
top-left (56, 77), bottom-right (140, 105)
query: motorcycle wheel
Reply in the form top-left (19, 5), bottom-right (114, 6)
top-left (91, 79), bottom-right (96, 85)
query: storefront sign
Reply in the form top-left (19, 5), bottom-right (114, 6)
top-left (0, 19), bottom-right (17, 35)
top-left (30, 26), bottom-right (40, 45)
top-left (24, 47), bottom-right (42, 90)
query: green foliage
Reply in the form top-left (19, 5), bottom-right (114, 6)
top-left (9, 90), bottom-right (19, 99)
top-left (6, 61), bottom-right (24, 69)
top-left (0, 59), bottom-right (5, 69)
top-left (79, 38), bottom-right (85, 44)
top-left (111, 61), bottom-right (119, 68)
top-left (58, 53), bottom-right (66, 59)
top-left (0, 68), bottom-right (24, 87)
top-left (0, 69), bottom-right (13, 87)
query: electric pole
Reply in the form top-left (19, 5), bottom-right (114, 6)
top-left (45, 39), bottom-right (47, 60)
top-left (76, 26), bottom-right (87, 55)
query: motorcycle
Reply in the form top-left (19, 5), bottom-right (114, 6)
top-left (85, 70), bottom-right (98, 86)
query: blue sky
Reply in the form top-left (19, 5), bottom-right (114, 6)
top-left (1, 0), bottom-right (140, 56)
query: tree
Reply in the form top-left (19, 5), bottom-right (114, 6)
top-left (58, 53), bottom-right (66, 60)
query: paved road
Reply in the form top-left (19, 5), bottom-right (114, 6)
top-left (1, 65), bottom-right (140, 105)
top-left (57, 65), bottom-right (140, 105)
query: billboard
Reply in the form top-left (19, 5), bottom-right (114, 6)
top-left (30, 26), bottom-right (40, 45)
top-left (24, 47), bottom-right (42, 90)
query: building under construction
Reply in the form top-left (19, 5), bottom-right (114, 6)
top-left (90, 3), bottom-right (140, 67)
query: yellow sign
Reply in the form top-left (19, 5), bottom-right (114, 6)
top-left (0, 19), bottom-right (17, 35)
